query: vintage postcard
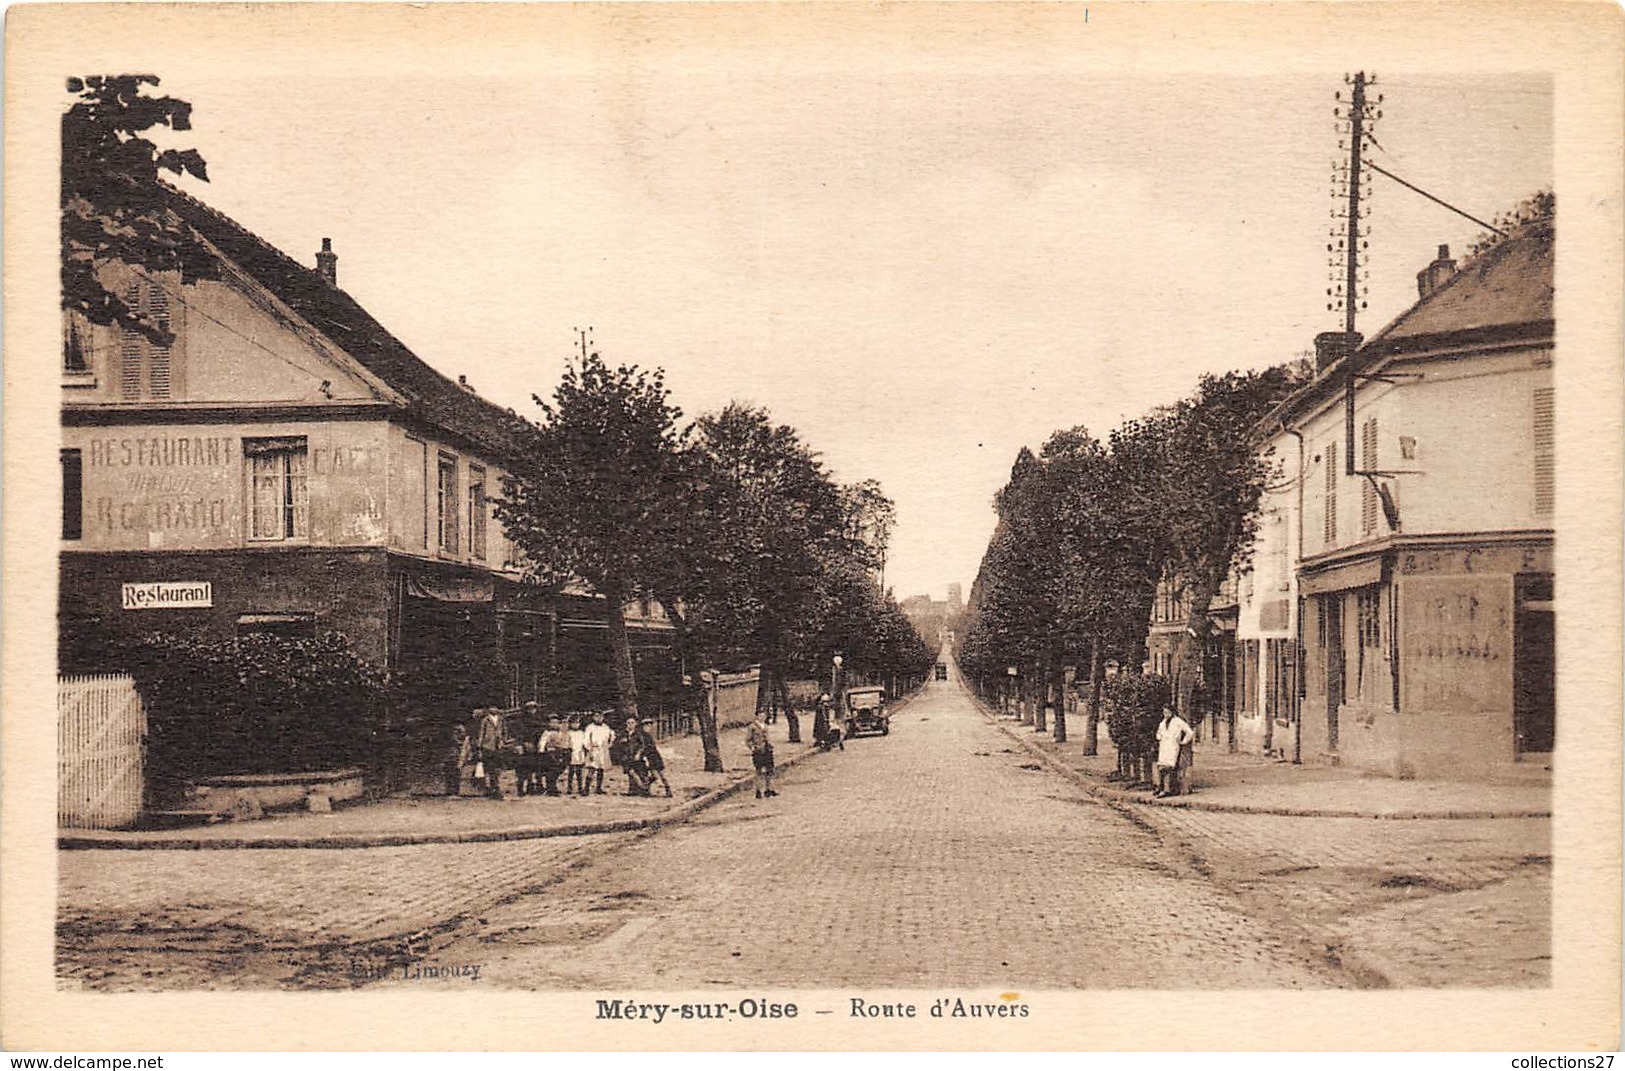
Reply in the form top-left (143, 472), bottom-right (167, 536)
top-left (3, 1), bottom-right (1621, 1053)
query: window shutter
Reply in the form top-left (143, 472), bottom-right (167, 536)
top-left (147, 285), bottom-right (171, 398)
top-left (1533, 388), bottom-right (1554, 516)
top-left (119, 283), bottom-right (143, 400)
top-left (1324, 440), bottom-right (1338, 546)
top-left (1360, 417), bottom-right (1378, 534)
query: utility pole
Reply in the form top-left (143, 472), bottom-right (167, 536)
top-left (1343, 71), bottom-right (1365, 337)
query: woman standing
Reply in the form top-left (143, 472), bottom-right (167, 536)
top-left (746, 715), bottom-right (777, 799)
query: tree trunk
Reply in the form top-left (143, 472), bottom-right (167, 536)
top-left (604, 587), bottom-right (641, 721)
top-left (1083, 638), bottom-right (1104, 756)
top-left (1169, 565), bottom-right (1225, 722)
top-left (774, 670), bottom-right (800, 744)
top-left (666, 606), bottom-right (722, 773)
top-left (1034, 653), bottom-right (1049, 733)
top-left (1051, 649), bottom-right (1067, 743)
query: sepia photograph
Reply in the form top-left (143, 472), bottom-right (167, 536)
top-left (4, 1), bottom-right (1621, 1053)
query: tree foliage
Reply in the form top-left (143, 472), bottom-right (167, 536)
top-left (128, 631), bottom-right (384, 790)
top-left (62, 75), bottom-right (213, 344)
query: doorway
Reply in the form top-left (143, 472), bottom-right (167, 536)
top-left (1322, 594), bottom-right (1345, 751)
top-left (1514, 573), bottom-right (1555, 757)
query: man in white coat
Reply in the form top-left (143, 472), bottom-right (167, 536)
top-left (1154, 705), bottom-right (1195, 798)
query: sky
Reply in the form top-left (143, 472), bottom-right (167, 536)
top-left (161, 59), bottom-right (1550, 604)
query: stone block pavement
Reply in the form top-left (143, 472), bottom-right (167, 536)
top-left (979, 703), bottom-right (1553, 987)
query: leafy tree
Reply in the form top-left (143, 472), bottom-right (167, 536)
top-left (496, 347), bottom-right (690, 723)
top-left (62, 75), bottom-right (213, 344)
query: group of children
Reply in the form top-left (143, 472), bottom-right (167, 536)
top-left (445, 704), bottom-right (673, 800)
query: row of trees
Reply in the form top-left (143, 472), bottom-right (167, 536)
top-left (496, 347), bottom-right (935, 772)
top-left (957, 365), bottom-right (1309, 754)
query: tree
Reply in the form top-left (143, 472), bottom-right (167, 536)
top-left (1150, 368), bottom-right (1305, 717)
top-left (62, 75), bottom-right (213, 345)
top-left (496, 346), bottom-right (690, 723)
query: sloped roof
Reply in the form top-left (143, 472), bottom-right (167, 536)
top-left (163, 185), bottom-right (538, 462)
top-left (1255, 217), bottom-right (1553, 438)
top-left (1363, 218), bottom-right (1553, 353)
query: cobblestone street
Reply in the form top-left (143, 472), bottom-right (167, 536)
top-left (57, 678), bottom-right (1549, 990)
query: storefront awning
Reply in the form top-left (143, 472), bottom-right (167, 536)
top-left (1300, 555), bottom-right (1383, 596)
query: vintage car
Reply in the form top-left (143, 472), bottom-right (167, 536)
top-left (934, 662), bottom-right (948, 681)
top-left (842, 686), bottom-right (890, 737)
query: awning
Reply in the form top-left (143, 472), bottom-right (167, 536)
top-left (1300, 555), bottom-right (1384, 596)
top-left (405, 573), bottom-right (494, 603)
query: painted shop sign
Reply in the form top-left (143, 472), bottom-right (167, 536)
top-left (121, 581), bottom-right (214, 610)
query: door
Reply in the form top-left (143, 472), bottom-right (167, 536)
top-left (1514, 574), bottom-right (1555, 756)
top-left (1323, 595), bottom-right (1345, 751)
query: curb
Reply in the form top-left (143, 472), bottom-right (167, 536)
top-left (60, 744), bottom-right (824, 851)
top-left (969, 697), bottom-right (1550, 821)
top-left (60, 690), bottom-right (924, 851)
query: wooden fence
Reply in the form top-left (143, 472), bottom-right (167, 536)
top-left (58, 673), bottom-right (147, 829)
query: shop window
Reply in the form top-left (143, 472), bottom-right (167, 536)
top-left (468, 465), bottom-right (487, 560)
top-left (437, 453), bottom-right (460, 555)
top-left (117, 280), bottom-right (173, 401)
top-left (61, 449), bottom-right (82, 540)
top-left (245, 437), bottom-right (309, 541)
top-left (1533, 387), bottom-right (1554, 516)
top-left (1355, 586), bottom-right (1383, 703)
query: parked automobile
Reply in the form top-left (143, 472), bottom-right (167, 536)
top-left (842, 686), bottom-right (890, 737)
top-left (934, 662), bottom-right (948, 681)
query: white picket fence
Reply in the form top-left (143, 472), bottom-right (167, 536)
top-left (58, 673), bottom-right (146, 829)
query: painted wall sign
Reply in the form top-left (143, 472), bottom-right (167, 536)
top-left (121, 581), bottom-right (213, 610)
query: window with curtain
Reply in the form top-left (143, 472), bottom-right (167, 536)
top-left (245, 437), bottom-right (309, 541)
top-left (438, 453), bottom-right (460, 555)
top-left (468, 465), bottom-right (487, 560)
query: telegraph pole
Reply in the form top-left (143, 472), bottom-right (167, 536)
top-left (1343, 71), bottom-right (1366, 336)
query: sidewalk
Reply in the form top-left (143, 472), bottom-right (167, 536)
top-left (978, 705), bottom-right (1551, 819)
top-left (60, 718), bottom-right (820, 850)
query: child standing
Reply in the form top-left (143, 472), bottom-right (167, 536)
top-left (567, 715), bottom-right (589, 796)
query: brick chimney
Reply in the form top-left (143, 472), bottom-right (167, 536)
top-left (1415, 243), bottom-right (1456, 300)
top-left (315, 238), bottom-right (338, 286)
top-left (1313, 330), bottom-right (1362, 372)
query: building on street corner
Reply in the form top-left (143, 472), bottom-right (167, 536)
top-left (59, 186), bottom-right (678, 787)
top-left (1223, 219), bottom-right (1555, 779)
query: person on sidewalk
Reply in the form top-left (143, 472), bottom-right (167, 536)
top-left (514, 701), bottom-right (543, 797)
top-left (1154, 705), bottom-right (1195, 798)
top-left (475, 707), bottom-right (508, 799)
top-left (567, 715), bottom-right (589, 797)
top-left (640, 718), bottom-right (674, 797)
top-left (444, 721), bottom-right (472, 797)
top-left (539, 715), bottom-right (573, 796)
top-left (584, 710), bottom-right (614, 795)
top-left (620, 716), bottom-right (654, 796)
top-left (747, 715), bottom-right (777, 798)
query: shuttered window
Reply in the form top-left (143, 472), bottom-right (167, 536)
top-left (1324, 440), bottom-right (1338, 546)
top-left (117, 279), bottom-right (173, 400)
top-left (1360, 417), bottom-right (1379, 535)
top-left (1533, 387), bottom-right (1554, 516)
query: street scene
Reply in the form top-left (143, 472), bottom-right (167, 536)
top-left (58, 656), bottom-right (1549, 991)
top-left (47, 22), bottom-right (1566, 1001)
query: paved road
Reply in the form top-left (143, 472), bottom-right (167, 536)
top-left (380, 678), bottom-right (1336, 989)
